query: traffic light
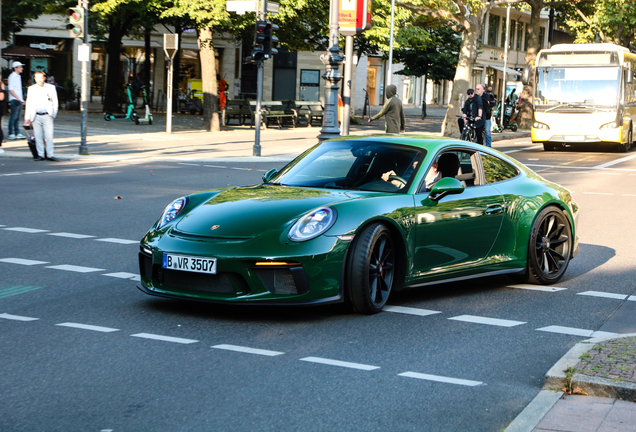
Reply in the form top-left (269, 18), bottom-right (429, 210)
top-left (251, 20), bottom-right (267, 62)
top-left (66, 7), bottom-right (84, 38)
top-left (263, 22), bottom-right (279, 57)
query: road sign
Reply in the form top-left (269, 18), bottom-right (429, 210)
top-left (338, 0), bottom-right (372, 36)
top-left (163, 34), bottom-right (179, 60)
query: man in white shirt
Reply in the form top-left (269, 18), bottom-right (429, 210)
top-left (8, 61), bottom-right (26, 140)
top-left (24, 71), bottom-right (59, 161)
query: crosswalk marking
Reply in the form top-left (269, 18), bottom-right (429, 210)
top-left (398, 372), bottom-right (483, 387)
top-left (384, 306), bottom-right (442, 316)
top-left (131, 333), bottom-right (199, 344)
top-left (212, 344), bottom-right (284, 356)
top-left (46, 264), bottom-right (105, 273)
top-left (56, 322), bottom-right (120, 333)
top-left (0, 313), bottom-right (39, 321)
top-left (536, 325), bottom-right (617, 338)
top-left (448, 315), bottom-right (526, 327)
top-left (299, 357), bottom-right (380, 371)
top-left (0, 258), bottom-right (49, 266)
top-left (577, 291), bottom-right (628, 300)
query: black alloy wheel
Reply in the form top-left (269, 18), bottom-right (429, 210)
top-left (348, 223), bottom-right (396, 314)
top-left (526, 206), bottom-right (572, 284)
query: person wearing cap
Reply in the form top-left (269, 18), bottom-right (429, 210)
top-left (458, 88), bottom-right (475, 134)
top-left (24, 71), bottom-right (59, 161)
top-left (458, 87), bottom-right (485, 144)
top-left (8, 61), bottom-right (26, 140)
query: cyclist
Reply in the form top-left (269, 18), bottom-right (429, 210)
top-left (459, 88), bottom-right (485, 144)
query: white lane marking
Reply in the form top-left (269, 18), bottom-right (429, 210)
top-left (94, 238), bottom-right (139, 245)
top-left (596, 172), bottom-right (621, 175)
top-left (536, 326), bottom-right (617, 338)
top-left (102, 272), bottom-right (139, 280)
top-left (2, 227), bottom-right (50, 233)
top-left (384, 306), bottom-right (442, 316)
top-left (204, 165), bottom-right (227, 169)
top-left (0, 313), bottom-right (39, 321)
top-left (593, 152), bottom-right (636, 169)
top-left (398, 372), bottom-right (483, 387)
top-left (131, 275), bottom-right (141, 281)
top-left (0, 258), bottom-right (49, 266)
top-left (299, 357), bottom-right (380, 371)
top-left (623, 194), bottom-right (636, 197)
top-left (42, 170), bottom-right (62, 173)
top-left (178, 163), bottom-right (201, 166)
top-left (583, 192), bottom-right (613, 196)
top-left (229, 167), bottom-right (252, 171)
top-left (22, 171), bottom-right (43, 174)
top-left (47, 232), bottom-right (95, 239)
top-left (212, 344), bottom-right (284, 356)
top-left (629, 296), bottom-right (636, 301)
top-left (577, 291), bottom-right (628, 300)
top-left (3, 173), bottom-right (21, 176)
top-left (503, 145), bottom-right (543, 154)
top-left (131, 333), bottom-right (199, 344)
top-left (46, 264), bottom-right (105, 273)
top-left (56, 322), bottom-right (119, 333)
top-left (525, 163), bottom-right (636, 172)
top-left (507, 284), bottom-right (567, 292)
top-left (448, 315), bottom-right (526, 327)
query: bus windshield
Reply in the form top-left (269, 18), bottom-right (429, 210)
top-left (535, 66), bottom-right (620, 111)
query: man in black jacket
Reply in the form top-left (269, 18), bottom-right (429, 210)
top-left (459, 88), bottom-right (485, 144)
top-left (477, 84), bottom-right (494, 147)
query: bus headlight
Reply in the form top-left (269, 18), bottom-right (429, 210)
top-left (533, 121), bottom-right (550, 130)
top-left (600, 122), bottom-right (618, 130)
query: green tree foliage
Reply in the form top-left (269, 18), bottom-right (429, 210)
top-left (1, 0), bottom-right (51, 41)
top-left (559, 0), bottom-right (636, 47)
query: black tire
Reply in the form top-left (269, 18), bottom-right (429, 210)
top-left (459, 129), bottom-right (469, 141)
top-left (543, 143), bottom-right (556, 151)
top-left (516, 207), bottom-right (572, 285)
top-left (348, 223), bottom-right (396, 314)
top-left (511, 124), bottom-right (518, 132)
top-left (104, 113), bottom-right (112, 121)
top-left (148, 118), bottom-right (153, 125)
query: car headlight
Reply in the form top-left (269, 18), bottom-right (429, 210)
top-left (600, 122), bottom-right (618, 131)
top-left (288, 207), bottom-right (336, 242)
top-left (533, 121), bottom-right (550, 130)
top-left (156, 197), bottom-right (187, 229)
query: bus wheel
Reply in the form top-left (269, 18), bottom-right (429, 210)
top-left (543, 143), bottom-right (556, 151)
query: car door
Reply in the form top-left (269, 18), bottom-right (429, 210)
top-left (412, 149), bottom-right (505, 276)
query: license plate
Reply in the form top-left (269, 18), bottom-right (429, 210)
top-left (564, 136), bottom-right (580, 141)
top-left (163, 254), bottom-right (217, 274)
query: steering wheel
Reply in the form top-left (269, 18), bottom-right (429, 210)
top-left (388, 175), bottom-right (407, 187)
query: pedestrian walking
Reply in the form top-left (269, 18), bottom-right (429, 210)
top-left (24, 71), bottom-right (59, 162)
top-left (477, 84), bottom-right (494, 147)
top-left (369, 84), bottom-right (405, 133)
top-left (0, 79), bottom-right (7, 154)
top-left (8, 61), bottom-right (26, 141)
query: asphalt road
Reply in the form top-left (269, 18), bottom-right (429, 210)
top-left (1, 139), bottom-right (636, 431)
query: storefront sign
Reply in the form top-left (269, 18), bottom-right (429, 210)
top-left (338, 0), bottom-right (372, 36)
top-left (30, 43), bottom-right (56, 50)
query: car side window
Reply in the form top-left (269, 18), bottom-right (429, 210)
top-left (418, 149), bottom-right (478, 192)
top-left (480, 153), bottom-right (519, 184)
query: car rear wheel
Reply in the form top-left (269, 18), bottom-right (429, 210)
top-left (348, 223), bottom-right (395, 314)
top-left (520, 206), bottom-right (572, 285)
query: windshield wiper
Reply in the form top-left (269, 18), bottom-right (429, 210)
top-left (545, 102), bottom-right (609, 112)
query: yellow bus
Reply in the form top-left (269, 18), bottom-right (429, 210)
top-left (524, 43), bottom-right (636, 152)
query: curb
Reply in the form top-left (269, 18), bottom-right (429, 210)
top-left (504, 390), bottom-right (564, 432)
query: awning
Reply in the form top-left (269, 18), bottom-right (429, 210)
top-left (2, 46), bottom-right (54, 59)
top-left (476, 62), bottom-right (521, 76)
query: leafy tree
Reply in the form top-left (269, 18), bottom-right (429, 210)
top-left (393, 25), bottom-right (461, 118)
top-left (1, 0), bottom-right (50, 41)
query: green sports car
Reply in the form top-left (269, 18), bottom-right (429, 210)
top-left (138, 135), bottom-right (579, 314)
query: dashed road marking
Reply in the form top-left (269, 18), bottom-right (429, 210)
top-left (0, 258), bottom-right (49, 265)
top-left (448, 315), bottom-right (526, 327)
top-left (299, 357), bottom-right (380, 371)
top-left (384, 305), bottom-right (442, 316)
top-left (102, 272), bottom-right (140, 280)
top-left (0, 313), bottom-right (39, 321)
top-left (94, 238), bottom-right (138, 245)
top-left (398, 372), bottom-right (483, 386)
top-left (212, 344), bottom-right (284, 356)
top-left (46, 264), bottom-right (106, 273)
top-left (2, 227), bottom-right (49, 233)
top-left (47, 232), bottom-right (95, 239)
top-left (0, 286), bottom-right (42, 298)
top-left (507, 284), bottom-right (568, 292)
top-left (583, 192), bottom-right (613, 196)
top-left (578, 291), bottom-right (628, 300)
top-left (131, 333), bottom-right (199, 344)
top-left (536, 325), bottom-right (617, 338)
top-left (56, 322), bottom-right (120, 333)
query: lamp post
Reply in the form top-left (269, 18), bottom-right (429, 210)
top-left (318, 0), bottom-right (344, 142)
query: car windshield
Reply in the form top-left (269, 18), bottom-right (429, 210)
top-left (535, 66), bottom-right (620, 111)
top-left (270, 140), bottom-right (426, 193)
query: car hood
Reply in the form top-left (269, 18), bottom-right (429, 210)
top-left (174, 185), bottom-right (360, 238)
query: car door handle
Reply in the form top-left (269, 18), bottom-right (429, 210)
top-left (485, 205), bottom-right (503, 215)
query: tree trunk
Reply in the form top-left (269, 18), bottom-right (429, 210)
top-left (519, 0), bottom-right (543, 130)
top-left (442, 17), bottom-right (482, 137)
top-left (144, 26), bottom-right (151, 92)
top-left (198, 27), bottom-right (220, 132)
top-left (104, 22), bottom-right (124, 113)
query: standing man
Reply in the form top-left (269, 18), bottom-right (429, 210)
top-left (369, 84), bottom-right (405, 133)
top-left (477, 84), bottom-right (494, 147)
top-left (24, 71), bottom-right (59, 162)
top-left (8, 61), bottom-right (26, 140)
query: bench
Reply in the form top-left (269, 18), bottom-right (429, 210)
top-left (248, 101), bottom-right (297, 128)
top-left (223, 99), bottom-right (251, 125)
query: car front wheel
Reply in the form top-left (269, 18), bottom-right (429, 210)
top-left (525, 206), bottom-right (572, 284)
top-left (348, 223), bottom-right (395, 314)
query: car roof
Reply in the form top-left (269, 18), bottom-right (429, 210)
top-left (326, 134), bottom-right (481, 151)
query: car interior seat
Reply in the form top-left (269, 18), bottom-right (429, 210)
top-left (437, 153), bottom-right (461, 179)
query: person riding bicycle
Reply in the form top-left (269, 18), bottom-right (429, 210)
top-left (459, 88), bottom-right (485, 144)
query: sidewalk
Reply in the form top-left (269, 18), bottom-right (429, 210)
top-left (0, 106), bottom-right (528, 163)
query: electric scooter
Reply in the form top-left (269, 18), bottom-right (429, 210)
top-left (491, 100), bottom-right (518, 132)
top-left (103, 84), bottom-right (152, 125)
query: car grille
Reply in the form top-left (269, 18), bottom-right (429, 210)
top-left (254, 267), bottom-right (309, 295)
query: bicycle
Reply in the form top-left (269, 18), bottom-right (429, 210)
top-left (459, 116), bottom-right (477, 143)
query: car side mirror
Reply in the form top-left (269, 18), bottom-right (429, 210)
top-left (428, 177), bottom-right (465, 201)
top-left (262, 168), bottom-right (278, 184)
top-left (521, 64), bottom-right (533, 86)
